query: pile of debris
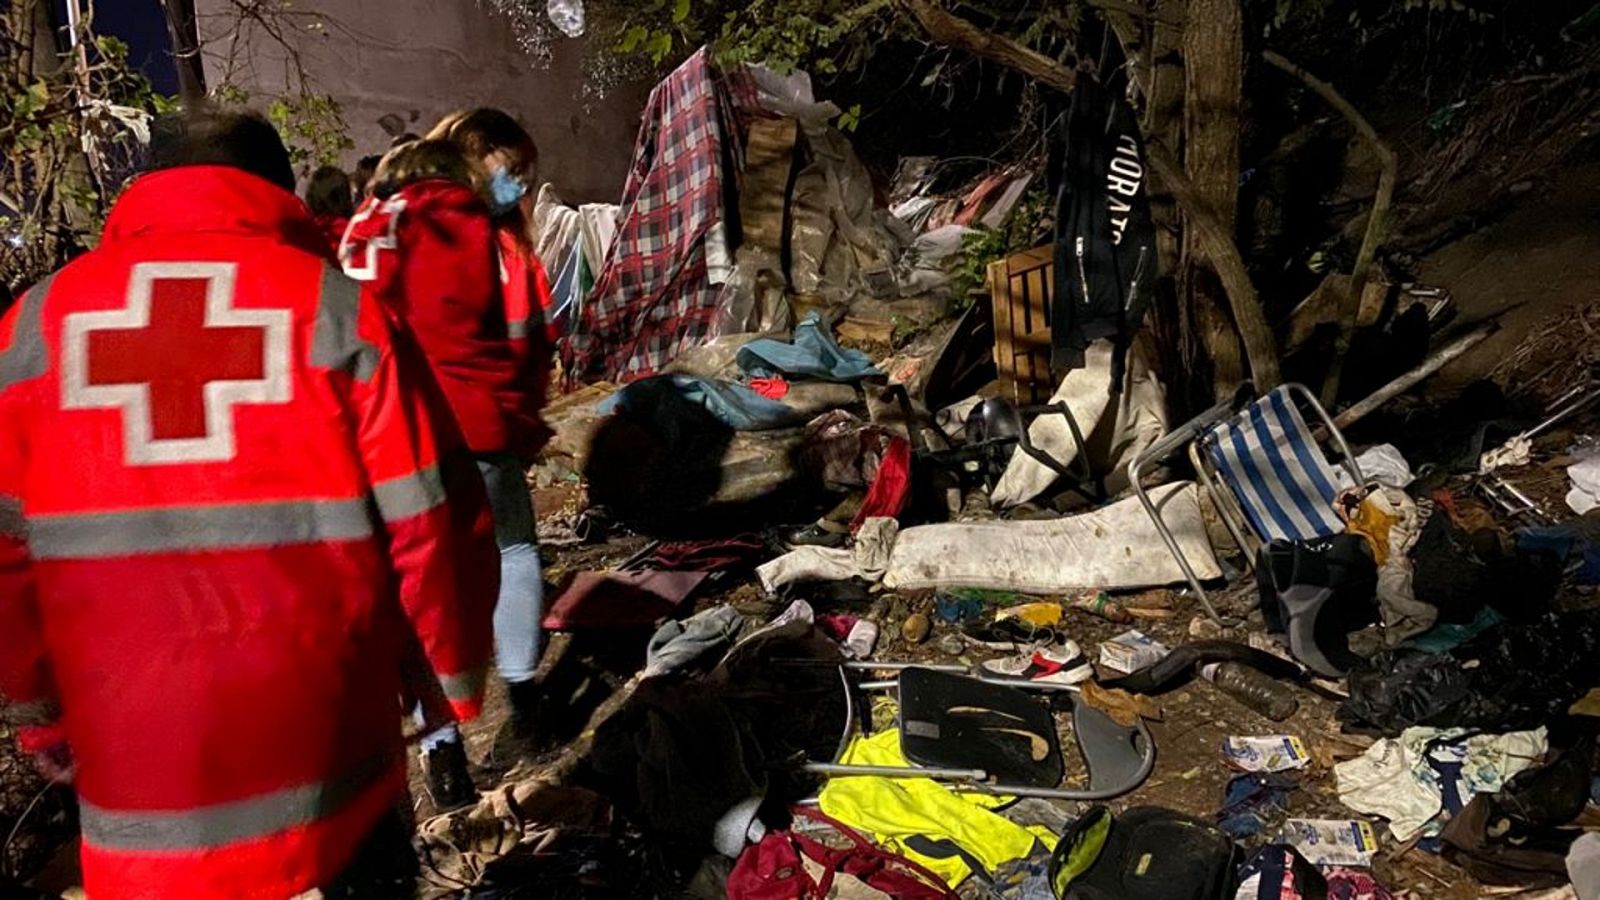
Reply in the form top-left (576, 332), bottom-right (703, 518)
top-left (415, 50), bottom-right (1600, 900)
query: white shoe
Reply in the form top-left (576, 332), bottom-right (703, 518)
top-left (981, 642), bottom-right (1094, 686)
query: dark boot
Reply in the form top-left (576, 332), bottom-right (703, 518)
top-left (491, 679), bottom-right (543, 766)
top-left (421, 739), bottom-right (475, 811)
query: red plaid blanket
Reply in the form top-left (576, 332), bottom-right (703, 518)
top-left (566, 48), bottom-right (757, 384)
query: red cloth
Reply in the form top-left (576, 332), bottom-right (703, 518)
top-left (566, 48), bottom-right (757, 384)
top-left (727, 806), bottom-right (955, 899)
top-left (747, 376), bottom-right (788, 400)
top-left (0, 166), bottom-right (498, 899)
top-left (851, 436), bottom-right (912, 532)
top-left (342, 180), bottom-right (546, 459)
top-left (313, 212), bottom-right (349, 258)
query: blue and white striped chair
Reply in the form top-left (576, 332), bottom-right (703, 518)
top-left (1129, 383), bottom-right (1362, 623)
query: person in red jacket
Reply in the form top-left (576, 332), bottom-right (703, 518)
top-left (340, 137), bottom-right (550, 800)
top-left (424, 109), bottom-right (559, 752)
top-left (428, 108), bottom-right (557, 399)
top-left (0, 108), bottom-right (499, 899)
top-left (304, 164), bottom-right (355, 256)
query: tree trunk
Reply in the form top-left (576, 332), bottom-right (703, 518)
top-left (159, 0), bottom-right (206, 102)
top-left (1181, 0), bottom-right (1249, 398)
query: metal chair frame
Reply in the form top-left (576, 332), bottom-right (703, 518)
top-left (1127, 382), bottom-right (1363, 624)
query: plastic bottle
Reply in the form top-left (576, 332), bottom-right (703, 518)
top-left (547, 0), bottom-right (585, 37)
top-left (1201, 663), bottom-right (1299, 722)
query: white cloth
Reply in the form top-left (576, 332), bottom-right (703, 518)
top-left (532, 183), bottom-right (581, 276)
top-left (1569, 831), bottom-right (1600, 900)
top-left (991, 339), bottom-right (1168, 508)
top-left (577, 202), bottom-right (620, 275)
top-left (756, 518), bottom-right (899, 593)
top-left (884, 482), bottom-right (1218, 593)
top-left (1335, 443), bottom-right (1415, 489)
top-left (1568, 453), bottom-right (1600, 515)
top-left (1334, 726), bottom-right (1547, 841)
top-left (1479, 435), bottom-right (1532, 475)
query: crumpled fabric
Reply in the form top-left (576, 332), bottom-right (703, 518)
top-left (1344, 485), bottom-right (1435, 644)
top-left (736, 311), bottom-right (880, 382)
top-left (599, 373), bottom-right (801, 431)
top-left (755, 518), bottom-right (899, 593)
top-left (990, 339), bottom-right (1168, 508)
top-left (1218, 773), bottom-right (1297, 838)
top-left (802, 409), bottom-right (897, 490)
top-left (1568, 453), bottom-right (1600, 515)
top-left (1479, 435), bottom-right (1532, 475)
top-left (1334, 443), bottom-right (1415, 490)
top-left (817, 729), bottom-right (1055, 886)
top-left (1334, 726), bottom-right (1547, 841)
top-left (643, 605), bottom-right (745, 678)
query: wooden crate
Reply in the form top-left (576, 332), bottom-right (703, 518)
top-left (987, 245), bottom-right (1056, 404)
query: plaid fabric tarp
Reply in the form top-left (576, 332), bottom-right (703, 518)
top-left (565, 48), bottom-right (755, 384)
top-left (1203, 386), bottom-right (1345, 542)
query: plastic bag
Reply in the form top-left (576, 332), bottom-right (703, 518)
top-left (547, 0), bottom-right (584, 37)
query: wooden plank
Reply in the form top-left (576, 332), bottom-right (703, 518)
top-left (1024, 264), bottom-right (1052, 403)
top-left (988, 257), bottom-right (1018, 402)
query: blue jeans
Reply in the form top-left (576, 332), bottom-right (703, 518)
top-left (419, 453), bottom-right (542, 751)
top-left (477, 453), bottom-right (544, 684)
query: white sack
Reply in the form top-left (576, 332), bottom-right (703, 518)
top-left (883, 482), bottom-right (1218, 593)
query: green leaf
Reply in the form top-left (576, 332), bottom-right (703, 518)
top-left (645, 30), bottom-right (674, 64)
top-left (837, 103), bottom-right (861, 132)
top-left (672, 0), bottom-right (692, 24)
top-left (618, 24), bottom-right (649, 53)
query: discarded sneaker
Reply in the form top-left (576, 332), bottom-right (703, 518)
top-left (982, 643), bottom-right (1094, 685)
top-left (421, 738), bottom-right (476, 811)
top-left (961, 617), bottom-right (1059, 650)
top-left (781, 522), bottom-right (849, 550)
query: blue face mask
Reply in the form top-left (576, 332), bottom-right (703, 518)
top-left (488, 167), bottom-right (528, 215)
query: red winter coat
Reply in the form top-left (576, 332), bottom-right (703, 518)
top-left (497, 224), bottom-right (556, 435)
top-left (0, 166), bottom-right (498, 899)
top-left (314, 212), bottom-right (350, 258)
top-left (342, 180), bottom-right (549, 459)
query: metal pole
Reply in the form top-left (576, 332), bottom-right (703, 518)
top-left (802, 762), bottom-right (990, 781)
top-left (1332, 323), bottom-right (1496, 430)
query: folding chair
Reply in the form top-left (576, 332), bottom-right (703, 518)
top-left (796, 663), bottom-right (1155, 801)
top-left (1127, 383), bottom-right (1363, 623)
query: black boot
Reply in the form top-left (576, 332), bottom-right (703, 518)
top-left (421, 739), bottom-right (475, 811)
top-left (491, 679), bottom-right (544, 766)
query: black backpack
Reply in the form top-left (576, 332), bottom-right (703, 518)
top-left (1050, 806), bottom-right (1240, 900)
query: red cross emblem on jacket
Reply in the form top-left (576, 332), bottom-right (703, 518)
top-left (61, 261), bottom-right (290, 465)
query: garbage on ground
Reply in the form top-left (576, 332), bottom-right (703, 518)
top-left (1222, 735), bottom-right (1311, 773)
top-left (1276, 818), bottom-right (1380, 867)
top-left (1078, 681), bottom-right (1162, 727)
top-left (1235, 845), bottom-right (1396, 898)
top-left (1333, 726), bottom-right (1547, 841)
top-left (1203, 663), bottom-right (1300, 722)
top-left (403, 42), bottom-right (1600, 900)
top-left (1218, 774), bottom-right (1297, 838)
top-left (1098, 630), bottom-right (1171, 675)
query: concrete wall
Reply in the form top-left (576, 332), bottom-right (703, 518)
top-left (194, 0), bottom-right (649, 203)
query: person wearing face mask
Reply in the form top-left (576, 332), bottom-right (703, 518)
top-left (426, 108), bottom-right (556, 763)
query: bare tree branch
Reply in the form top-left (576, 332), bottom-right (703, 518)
top-left (901, 0), bottom-right (1077, 92)
top-left (1263, 49), bottom-right (1396, 405)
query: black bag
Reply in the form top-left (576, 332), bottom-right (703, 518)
top-left (1255, 534), bottom-right (1379, 677)
top-left (1050, 806), bottom-right (1239, 900)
